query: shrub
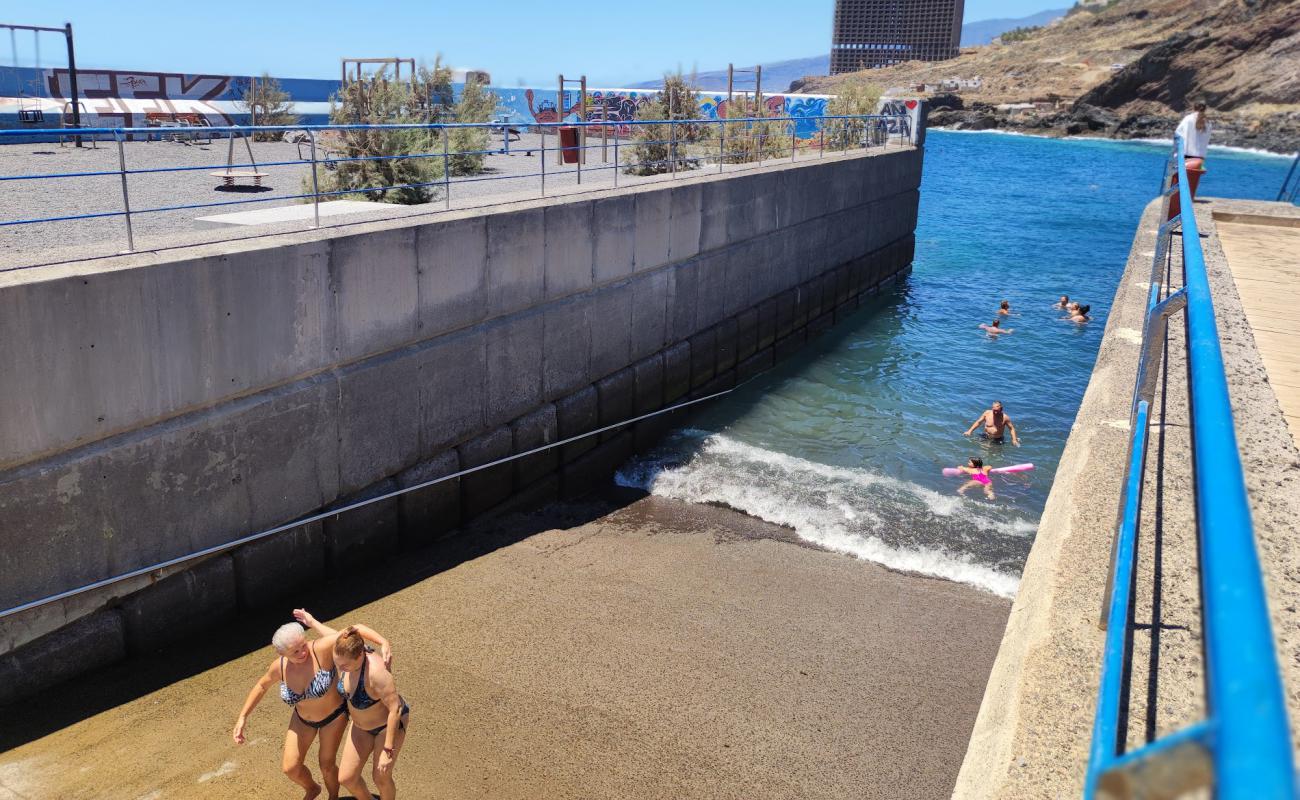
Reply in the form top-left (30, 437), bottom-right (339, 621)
top-left (825, 80), bottom-right (884, 150)
top-left (448, 76), bottom-right (495, 175)
top-left (999, 25), bottom-right (1041, 42)
top-left (624, 72), bottom-right (703, 175)
top-left (239, 73), bottom-right (298, 141)
top-left (706, 94), bottom-right (792, 164)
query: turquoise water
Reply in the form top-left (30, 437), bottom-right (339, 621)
top-left (619, 131), bottom-right (1294, 597)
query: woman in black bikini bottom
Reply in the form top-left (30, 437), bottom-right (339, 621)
top-left (334, 626), bottom-right (412, 800)
top-left (233, 615), bottom-right (392, 800)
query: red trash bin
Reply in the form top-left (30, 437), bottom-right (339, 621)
top-left (559, 125), bottom-right (580, 164)
top-left (1167, 158), bottom-right (1206, 221)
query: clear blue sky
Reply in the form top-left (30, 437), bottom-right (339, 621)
top-left (15, 1), bottom-right (1065, 86)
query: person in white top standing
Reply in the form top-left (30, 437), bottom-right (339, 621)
top-left (1175, 102), bottom-right (1211, 167)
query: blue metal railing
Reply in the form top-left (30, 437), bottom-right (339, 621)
top-left (0, 113), bottom-right (908, 268)
top-left (1086, 135), bottom-right (1296, 797)
top-left (1279, 152), bottom-right (1300, 204)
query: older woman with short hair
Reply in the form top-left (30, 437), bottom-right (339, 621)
top-left (233, 612), bottom-right (391, 800)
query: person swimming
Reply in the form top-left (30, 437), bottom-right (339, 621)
top-left (964, 401), bottom-right (1021, 446)
top-left (956, 457), bottom-right (995, 500)
top-left (1071, 304), bottom-right (1092, 323)
top-left (998, 300), bottom-right (1012, 316)
top-left (980, 318), bottom-right (1013, 336)
top-left (1054, 295), bottom-right (1070, 309)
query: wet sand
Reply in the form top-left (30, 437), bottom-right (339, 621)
top-left (0, 492), bottom-right (1009, 800)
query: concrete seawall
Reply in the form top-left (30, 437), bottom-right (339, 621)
top-left (0, 146), bottom-right (922, 698)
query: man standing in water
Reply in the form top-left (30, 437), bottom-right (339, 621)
top-left (964, 401), bottom-right (1021, 446)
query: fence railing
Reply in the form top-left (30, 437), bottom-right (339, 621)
top-left (1278, 152), bottom-right (1300, 204)
top-left (0, 113), bottom-right (909, 267)
top-left (1086, 135), bottom-right (1296, 798)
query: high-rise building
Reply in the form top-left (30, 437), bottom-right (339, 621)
top-left (830, 0), bottom-right (966, 74)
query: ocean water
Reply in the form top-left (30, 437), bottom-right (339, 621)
top-left (617, 131), bottom-right (1293, 598)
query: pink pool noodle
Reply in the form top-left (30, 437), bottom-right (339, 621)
top-left (943, 463), bottom-right (1034, 476)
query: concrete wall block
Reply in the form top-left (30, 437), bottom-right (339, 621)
top-left (630, 270), bottom-right (669, 361)
top-left (330, 227), bottom-right (420, 361)
top-left (714, 318), bottom-right (739, 374)
top-left (776, 289), bottom-right (797, 340)
top-left (750, 173), bottom-right (781, 233)
top-left (663, 341), bottom-right (692, 402)
top-left (724, 176), bottom-right (760, 245)
top-left (694, 250), bottom-right (731, 331)
top-left (668, 183), bottom-right (703, 263)
top-left (667, 259), bottom-right (700, 344)
top-left (735, 308), bottom-right (759, 362)
top-left (232, 522), bottom-right (325, 611)
top-left (698, 180), bottom-right (733, 252)
top-left (0, 241), bottom-right (336, 471)
top-left (774, 328), bottom-right (808, 362)
top-left (592, 194), bottom-right (636, 283)
top-left (560, 431), bottom-right (634, 500)
top-left (555, 386), bottom-right (599, 463)
top-left (323, 479), bottom-right (400, 574)
top-left (418, 327), bottom-right (487, 453)
top-left (805, 272), bottom-right (826, 320)
top-left (794, 216), bottom-right (829, 284)
top-left (792, 283), bottom-right (811, 331)
top-left (396, 449), bottom-right (461, 547)
top-left (835, 265), bottom-right (852, 305)
top-left (694, 369), bottom-right (736, 400)
top-left (542, 298), bottom-right (591, 401)
top-left (834, 297), bottom-right (861, 324)
top-left (486, 207), bottom-right (545, 317)
top-left (120, 555), bottom-right (237, 652)
top-left (809, 310), bottom-right (835, 338)
top-left (597, 367), bottom-right (636, 442)
top-left (756, 297), bottom-right (778, 350)
top-left (336, 347), bottom-right (423, 495)
top-left (633, 413), bottom-right (674, 453)
top-left (493, 473), bottom-right (560, 516)
top-left (720, 241), bottom-right (759, 318)
top-left (416, 216), bottom-right (489, 337)
top-left (543, 201), bottom-right (595, 299)
top-left (511, 405), bottom-right (559, 489)
top-left (0, 611), bottom-right (125, 706)
top-left (485, 311), bottom-right (544, 424)
top-left (688, 328), bottom-right (717, 389)
top-left (589, 282), bottom-right (634, 381)
top-left (633, 190), bottom-right (672, 273)
top-left (737, 347), bottom-right (775, 384)
top-left (633, 353), bottom-right (666, 415)
top-left (0, 375), bottom-right (340, 613)
top-left (458, 427), bottom-right (513, 520)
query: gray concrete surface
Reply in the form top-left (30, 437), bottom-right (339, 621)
top-left (0, 147), bottom-right (922, 682)
top-left (953, 197), bottom-right (1300, 797)
top-left (0, 494), bottom-right (1009, 800)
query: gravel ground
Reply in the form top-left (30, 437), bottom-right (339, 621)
top-left (0, 132), bottom-right (909, 271)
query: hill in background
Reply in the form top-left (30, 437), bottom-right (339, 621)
top-left (624, 8), bottom-right (1071, 92)
top-left (797, 0), bottom-right (1300, 152)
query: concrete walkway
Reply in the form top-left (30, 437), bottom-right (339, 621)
top-left (1215, 207), bottom-right (1300, 448)
top-left (0, 494), bottom-right (1009, 800)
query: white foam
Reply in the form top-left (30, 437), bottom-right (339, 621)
top-left (617, 434), bottom-right (1024, 598)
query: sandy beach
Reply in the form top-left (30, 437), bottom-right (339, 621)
top-left (0, 490), bottom-right (1009, 800)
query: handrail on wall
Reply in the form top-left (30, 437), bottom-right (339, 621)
top-left (1085, 135), bottom-right (1296, 798)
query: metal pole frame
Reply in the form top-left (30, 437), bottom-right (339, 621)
top-left (442, 126), bottom-right (451, 210)
top-left (308, 131), bottom-right (320, 228)
top-left (114, 131), bottom-right (134, 252)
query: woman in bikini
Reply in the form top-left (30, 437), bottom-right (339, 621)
top-left (330, 625), bottom-right (412, 800)
top-left (956, 457), bottom-right (996, 500)
top-left (980, 318), bottom-right (1013, 336)
top-left (232, 614), bottom-right (392, 800)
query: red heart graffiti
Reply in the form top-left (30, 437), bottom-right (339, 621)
top-left (905, 100), bottom-right (918, 109)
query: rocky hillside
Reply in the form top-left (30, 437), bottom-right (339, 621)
top-left (795, 0), bottom-right (1300, 152)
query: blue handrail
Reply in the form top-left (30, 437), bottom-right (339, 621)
top-left (1085, 135), bottom-right (1296, 797)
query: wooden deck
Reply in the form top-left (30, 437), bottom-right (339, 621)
top-left (1216, 214), bottom-right (1300, 448)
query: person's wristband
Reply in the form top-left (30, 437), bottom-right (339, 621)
top-left (383, 747), bottom-right (395, 756)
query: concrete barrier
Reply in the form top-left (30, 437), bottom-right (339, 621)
top-left (0, 145), bottom-right (923, 690)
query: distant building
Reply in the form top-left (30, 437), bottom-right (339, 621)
top-left (830, 0), bottom-right (966, 74)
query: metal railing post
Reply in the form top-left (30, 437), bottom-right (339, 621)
top-left (613, 130), bottom-right (619, 188)
top-left (577, 123), bottom-right (583, 186)
top-left (115, 131), bottom-right (135, 252)
top-left (441, 126), bottom-right (451, 210)
top-left (718, 119), bottom-right (724, 173)
top-left (540, 127), bottom-right (546, 198)
top-left (791, 123), bottom-right (796, 162)
top-left (308, 131), bottom-right (321, 229)
top-left (670, 119), bottom-right (677, 178)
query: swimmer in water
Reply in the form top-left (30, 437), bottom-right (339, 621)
top-left (980, 318), bottom-right (1013, 336)
top-left (1054, 295), bottom-right (1070, 310)
top-left (1071, 304), bottom-right (1092, 323)
top-left (956, 457), bottom-right (995, 500)
top-left (964, 401), bottom-right (1021, 446)
top-left (998, 300), bottom-right (1012, 316)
